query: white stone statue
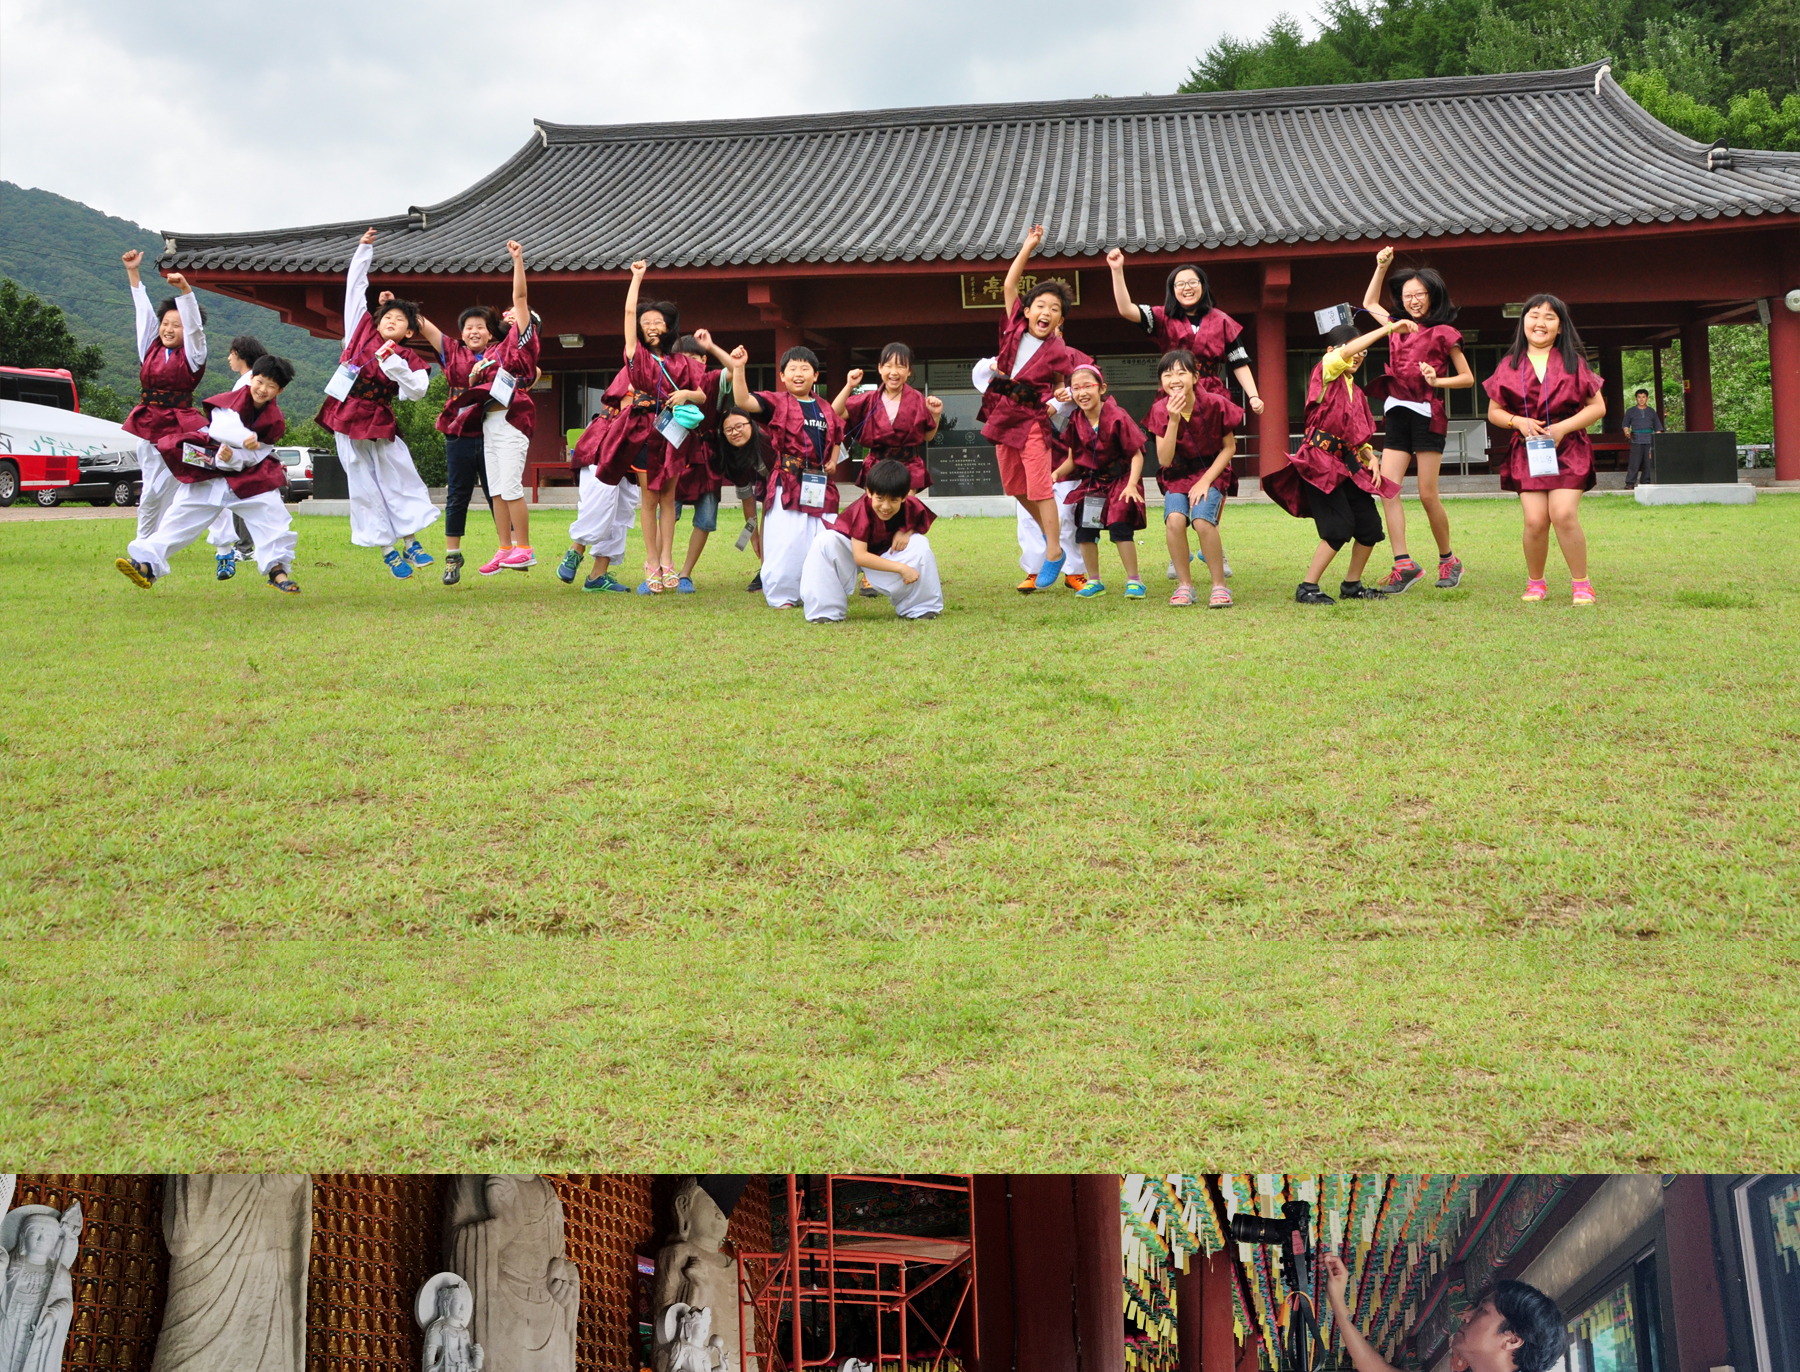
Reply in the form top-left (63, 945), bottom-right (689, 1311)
top-left (417, 1272), bottom-right (485, 1372)
top-left (841, 1361), bottom-right (875, 1372)
top-left (0, 1201), bottom-right (81, 1372)
top-left (150, 1175), bottom-right (311, 1372)
top-left (445, 1176), bottom-right (578, 1372)
top-left (662, 1303), bottom-right (726, 1372)
top-left (653, 1179), bottom-right (754, 1372)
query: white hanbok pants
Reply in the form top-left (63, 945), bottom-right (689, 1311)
top-left (134, 439), bottom-right (178, 541)
top-left (761, 488), bottom-right (829, 608)
top-left (127, 483), bottom-right (297, 578)
top-left (336, 433), bottom-right (438, 548)
top-left (569, 466), bottom-right (641, 558)
top-left (1016, 477), bottom-right (1080, 574)
top-left (801, 531), bottom-right (942, 622)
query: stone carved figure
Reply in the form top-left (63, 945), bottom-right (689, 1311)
top-left (0, 1202), bottom-right (81, 1372)
top-left (661, 1303), bottom-right (725, 1372)
top-left (150, 1175), bottom-right (311, 1372)
top-left (653, 1179), bottom-right (754, 1372)
top-left (445, 1176), bottom-right (578, 1372)
top-left (416, 1272), bottom-right (485, 1372)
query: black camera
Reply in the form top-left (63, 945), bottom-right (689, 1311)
top-left (1230, 1201), bottom-right (1321, 1372)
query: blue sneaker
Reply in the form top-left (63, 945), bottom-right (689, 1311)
top-left (1124, 579), bottom-right (1146, 599)
top-left (583, 570), bottom-right (630, 593)
top-left (1034, 552), bottom-right (1066, 590)
top-left (384, 549), bottom-right (414, 579)
top-left (215, 549), bottom-right (237, 580)
top-left (556, 548), bottom-right (581, 583)
top-left (635, 579), bottom-right (653, 595)
top-left (403, 539), bottom-right (434, 567)
top-left (1076, 579), bottom-right (1107, 598)
top-left (676, 577), bottom-right (696, 594)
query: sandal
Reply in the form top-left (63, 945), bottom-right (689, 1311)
top-left (1571, 579), bottom-right (1596, 605)
top-left (645, 561), bottom-right (663, 595)
top-left (1521, 579), bottom-right (1549, 602)
top-left (1169, 585), bottom-right (1196, 607)
top-left (659, 564), bottom-right (679, 592)
top-left (1209, 585), bottom-right (1233, 609)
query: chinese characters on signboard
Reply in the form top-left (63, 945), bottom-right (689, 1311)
top-left (960, 270), bottom-right (1080, 309)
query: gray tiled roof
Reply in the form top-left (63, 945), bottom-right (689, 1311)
top-left (162, 63), bottom-right (1800, 275)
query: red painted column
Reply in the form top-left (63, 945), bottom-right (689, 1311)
top-left (1177, 1260), bottom-right (1203, 1372)
top-left (1661, 1177), bottom-right (1731, 1372)
top-left (1600, 345), bottom-right (1624, 428)
top-left (972, 1176), bottom-right (1015, 1372)
top-left (1255, 261), bottom-right (1292, 477)
top-left (1203, 1250), bottom-right (1237, 1372)
top-left (1011, 1176), bottom-right (1081, 1372)
top-left (1680, 321), bottom-right (1715, 430)
top-left (1771, 293), bottom-right (1800, 481)
top-left (1074, 1175), bottom-right (1125, 1372)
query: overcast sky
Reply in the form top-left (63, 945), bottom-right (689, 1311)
top-left (2, 0), bottom-right (1294, 236)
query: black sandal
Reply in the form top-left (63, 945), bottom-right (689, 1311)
top-left (267, 566), bottom-right (300, 594)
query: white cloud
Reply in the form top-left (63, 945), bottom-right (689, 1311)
top-left (1, 0), bottom-right (1293, 233)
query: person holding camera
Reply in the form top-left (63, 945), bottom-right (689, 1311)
top-left (1322, 1253), bottom-right (1565, 1372)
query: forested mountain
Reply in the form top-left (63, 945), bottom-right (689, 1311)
top-left (0, 182), bottom-right (341, 407)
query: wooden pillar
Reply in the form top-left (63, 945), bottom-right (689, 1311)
top-left (1661, 1176), bottom-right (1731, 1372)
top-left (1652, 344), bottom-right (1667, 420)
top-left (1600, 345), bottom-right (1625, 428)
top-left (1255, 261), bottom-right (1292, 476)
top-left (1010, 1176), bottom-right (1081, 1372)
top-left (774, 324), bottom-right (805, 368)
top-left (1203, 1250), bottom-right (1237, 1372)
top-left (1680, 321), bottom-right (1714, 430)
top-left (1177, 1260), bottom-right (1203, 1372)
top-left (973, 1176), bottom-right (1016, 1372)
top-left (1770, 292), bottom-right (1800, 481)
top-left (1074, 1175), bottom-right (1125, 1372)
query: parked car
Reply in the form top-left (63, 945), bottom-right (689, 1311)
top-left (0, 367), bottom-right (119, 506)
top-left (277, 446), bottom-right (321, 501)
top-left (48, 449), bottom-right (144, 507)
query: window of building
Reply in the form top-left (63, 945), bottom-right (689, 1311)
top-left (1732, 1175), bottom-right (1800, 1372)
top-left (1562, 1254), bottom-right (1666, 1372)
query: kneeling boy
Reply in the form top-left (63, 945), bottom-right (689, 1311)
top-left (117, 355), bottom-right (302, 592)
top-left (799, 458), bottom-right (941, 622)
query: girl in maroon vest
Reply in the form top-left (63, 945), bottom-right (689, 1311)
top-left (317, 227), bottom-right (439, 579)
top-left (1362, 248), bottom-right (1476, 592)
top-left (120, 250), bottom-right (207, 547)
top-left (1262, 318), bottom-right (1418, 604)
top-left (425, 241), bottom-right (540, 579)
top-left (118, 355), bottom-right (301, 593)
top-left (1147, 351), bottom-right (1243, 609)
top-left (595, 261), bottom-right (709, 594)
top-left (833, 343), bottom-right (942, 498)
top-left (561, 365), bottom-right (641, 592)
top-left (1484, 295), bottom-right (1608, 605)
top-left (982, 225), bottom-right (1083, 593)
top-left (1050, 364), bottom-right (1147, 599)
top-left (1105, 249), bottom-right (1266, 414)
top-left (728, 345), bottom-right (846, 610)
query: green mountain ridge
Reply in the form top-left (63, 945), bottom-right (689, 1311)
top-left (0, 181), bottom-right (342, 404)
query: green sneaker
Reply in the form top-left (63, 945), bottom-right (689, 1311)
top-left (1076, 579), bottom-right (1107, 598)
top-left (583, 570), bottom-right (631, 593)
top-left (1123, 579), bottom-right (1146, 599)
top-left (556, 548), bottom-right (582, 583)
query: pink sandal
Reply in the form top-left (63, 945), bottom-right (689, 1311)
top-left (659, 564), bottom-right (679, 591)
top-left (1169, 585), bottom-right (1196, 607)
top-left (1208, 585), bottom-right (1233, 609)
top-left (1521, 578), bottom-right (1548, 602)
top-left (1571, 579), bottom-right (1596, 605)
top-left (645, 560), bottom-right (663, 594)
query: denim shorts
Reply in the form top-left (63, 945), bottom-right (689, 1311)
top-left (1165, 486), bottom-right (1225, 527)
top-left (677, 491), bottom-right (720, 533)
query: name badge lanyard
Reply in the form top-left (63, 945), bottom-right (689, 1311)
top-left (1523, 356), bottom-right (1561, 477)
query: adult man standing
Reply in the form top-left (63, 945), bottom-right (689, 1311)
top-left (1323, 1252), bottom-right (1565, 1372)
top-left (1623, 388), bottom-right (1665, 488)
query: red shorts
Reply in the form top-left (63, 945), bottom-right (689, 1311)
top-left (996, 429), bottom-right (1054, 502)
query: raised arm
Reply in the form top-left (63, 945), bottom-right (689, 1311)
top-left (507, 240), bottom-right (529, 336)
top-left (123, 250), bottom-right (158, 360)
top-left (1338, 316), bottom-right (1416, 361)
top-left (1362, 247), bottom-right (1394, 322)
top-left (1323, 1254), bottom-right (1404, 1372)
top-left (415, 313), bottom-right (446, 354)
top-left (345, 229), bottom-right (376, 341)
top-left (729, 351), bottom-right (762, 415)
top-left (622, 259), bottom-right (647, 362)
top-left (1002, 225), bottom-right (1045, 314)
top-left (166, 271), bottom-right (206, 370)
top-left (924, 394), bottom-right (942, 439)
top-left (1105, 247), bottom-right (1139, 324)
top-left (830, 369), bottom-right (865, 420)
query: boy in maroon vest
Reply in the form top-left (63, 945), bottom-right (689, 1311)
top-left (799, 458), bottom-right (941, 622)
top-left (117, 355), bottom-right (302, 593)
top-left (120, 250), bottom-right (206, 547)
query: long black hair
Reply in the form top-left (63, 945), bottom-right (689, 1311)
top-left (1163, 263), bottom-right (1215, 322)
top-left (636, 298), bottom-right (679, 352)
top-left (1388, 266), bottom-right (1459, 326)
top-left (1506, 293), bottom-right (1586, 375)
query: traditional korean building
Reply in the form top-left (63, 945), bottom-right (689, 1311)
top-left (159, 63), bottom-right (1800, 491)
top-left (13, 1172), bottom-right (1796, 1372)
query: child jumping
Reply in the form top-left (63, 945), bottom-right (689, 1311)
top-left (1147, 350), bottom-right (1243, 608)
top-left (1262, 317), bottom-right (1418, 603)
top-left (116, 355), bottom-right (302, 593)
top-left (119, 250), bottom-right (206, 549)
top-left (417, 297), bottom-right (501, 583)
top-left (316, 228), bottom-right (438, 578)
top-left (1050, 363), bottom-right (1147, 599)
top-left (207, 332), bottom-right (268, 577)
top-left (562, 366), bottom-right (640, 593)
top-left (799, 458), bottom-right (942, 622)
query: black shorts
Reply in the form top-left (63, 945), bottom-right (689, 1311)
top-left (1076, 519), bottom-right (1135, 544)
top-left (1311, 478), bottom-right (1385, 551)
top-left (1381, 404), bottom-right (1445, 456)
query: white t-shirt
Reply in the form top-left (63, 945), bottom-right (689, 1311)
top-left (1013, 332), bottom-right (1044, 375)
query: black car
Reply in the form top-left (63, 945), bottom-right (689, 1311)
top-left (36, 449), bottom-right (142, 507)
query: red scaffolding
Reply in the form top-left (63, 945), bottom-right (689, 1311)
top-left (738, 1175), bottom-right (978, 1372)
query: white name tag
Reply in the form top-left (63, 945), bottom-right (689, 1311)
top-left (1525, 435), bottom-right (1560, 477)
top-left (1081, 494), bottom-right (1107, 528)
top-left (324, 362), bottom-right (360, 401)
top-left (488, 369), bottom-right (515, 407)
top-left (799, 471), bottom-right (828, 509)
top-left (656, 409), bottom-right (691, 448)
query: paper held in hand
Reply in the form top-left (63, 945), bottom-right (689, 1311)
top-left (1525, 434), bottom-right (1561, 477)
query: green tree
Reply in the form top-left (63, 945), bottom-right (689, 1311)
top-left (1726, 0), bottom-right (1800, 98)
top-left (394, 371), bottom-right (449, 488)
top-left (0, 277), bottom-right (107, 385)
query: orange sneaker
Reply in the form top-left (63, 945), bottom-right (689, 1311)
top-left (1016, 575), bottom-right (1038, 595)
top-left (1064, 572), bottom-right (1088, 592)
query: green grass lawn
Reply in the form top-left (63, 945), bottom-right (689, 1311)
top-left (2, 496), bottom-right (1796, 1167)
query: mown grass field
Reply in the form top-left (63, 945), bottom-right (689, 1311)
top-left (2, 496), bottom-right (1796, 1168)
